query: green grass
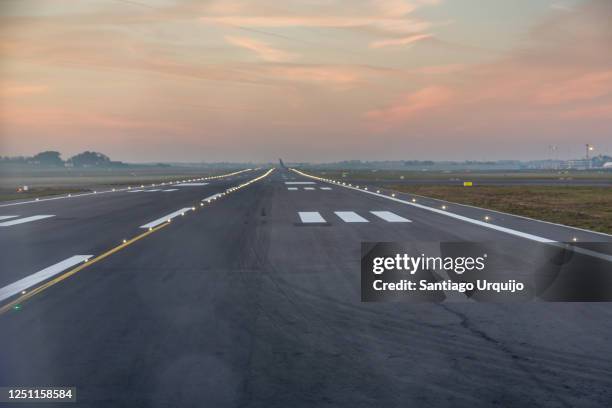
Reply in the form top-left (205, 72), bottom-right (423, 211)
top-left (387, 185), bottom-right (612, 235)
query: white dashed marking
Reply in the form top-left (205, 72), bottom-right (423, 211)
top-left (298, 212), bottom-right (326, 223)
top-left (369, 211), bottom-right (411, 223)
top-left (335, 211), bottom-right (369, 223)
top-left (0, 215), bottom-right (56, 227)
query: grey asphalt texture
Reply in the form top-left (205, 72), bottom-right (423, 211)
top-left (0, 168), bottom-right (611, 407)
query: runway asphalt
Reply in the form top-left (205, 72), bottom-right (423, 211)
top-left (0, 167), bottom-right (611, 407)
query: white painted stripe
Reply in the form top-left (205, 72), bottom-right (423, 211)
top-left (144, 189), bottom-right (161, 192)
top-left (128, 189), bottom-right (144, 193)
top-left (176, 183), bottom-right (209, 186)
top-left (304, 187), bottom-right (315, 190)
top-left (287, 187), bottom-right (298, 191)
top-left (140, 207), bottom-right (193, 229)
top-left (202, 193), bottom-right (223, 202)
top-left (335, 211), bottom-right (369, 223)
top-left (162, 189), bottom-right (178, 192)
top-left (0, 255), bottom-right (92, 302)
top-left (370, 211), bottom-right (411, 223)
top-left (285, 182), bottom-right (315, 185)
top-left (299, 211), bottom-right (326, 223)
top-left (0, 215), bottom-right (55, 227)
top-left (320, 187), bottom-right (332, 190)
top-left (0, 216), bottom-right (19, 221)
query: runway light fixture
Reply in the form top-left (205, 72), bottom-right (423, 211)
top-left (484, 216), bottom-right (490, 221)
top-left (412, 198), bottom-right (416, 203)
top-left (122, 239), bottom-right (127, 244)
top-left (442, 205), bottom-right (447, 210)
top-left (21, 290), bottom-right (26, 295)
top-left (391, 193), bottom-right (396, 197)
top-left (572, 237), bottom-right (578, 242)
top-left (149, 227), bottom-right (153, 231)
top-left (376, 190), bottom-right (381, 194)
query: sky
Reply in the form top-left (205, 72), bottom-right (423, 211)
top-left (1, 0), bottom-right (611, 163)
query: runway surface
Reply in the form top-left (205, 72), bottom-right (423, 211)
top-left (1, 168), bottom-right (611, 407)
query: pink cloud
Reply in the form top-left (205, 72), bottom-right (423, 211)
top-left (365, 86), bottom-right (453, 123)
top-left (369, 33), bottom-right (431, 48)
top-left (225, 35), bottom-right (297, 62)
top-left (534, 70), bottom-right (612, 105)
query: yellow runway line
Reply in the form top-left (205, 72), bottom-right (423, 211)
top-left (0, 222), bottom-right (170, 315)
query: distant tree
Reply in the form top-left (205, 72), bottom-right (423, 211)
top-left (68, 151), bottom-right (111, 167)
top-left (31, 151), bottom-right (63, 166)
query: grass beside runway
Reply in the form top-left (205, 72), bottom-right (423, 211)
top-left (309, 169), bottom-right (612, 181)
top-left (386, 185), bottom-right (612, 234)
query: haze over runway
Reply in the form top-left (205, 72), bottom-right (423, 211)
top-left (1, 167), bottom-right (611, 407)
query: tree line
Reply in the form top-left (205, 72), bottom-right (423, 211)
top-left (0, 151), bottom-right (126, 168)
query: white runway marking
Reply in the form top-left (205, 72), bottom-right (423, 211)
top-left (370, 211), bottom-right (411, 223)
top-left (335, 211), bottom-right (369, 223)
top-left (176, 183), bottom-right (209, 186)
top-left (304, 187), bottom-right (315, 190)
top-left (298, 212), bottom-right (326, 223)
top-left (0, 215), bottom-right (55, 227)
top-left (128, 189), bottom-right (144, 193)
top-left (144, 189), bottom-right (161, 192)
top-left (0, 216), bottom-right (19, 221)
top-left (287, 187), bottom-right (298, 191)
top-left (0, 255), bottom-right (92, 302)
top-left (140, 207), bottom-right (193, 229)
top-left (320, 187), bottom-right (333, 190)
top-left (162, 189), bottom-right (178, 192)
top-left (285, 182), bottom-right (315, 185)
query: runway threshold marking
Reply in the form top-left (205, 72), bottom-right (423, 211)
top-left (287, 187), bottom-right (298, 191)
top-left (304, 187), bottom-right (316, 190)
top-left (298, 212), bottom-right (326, 223)
top-left (0, 215), bottom-right (55, 227)
top-left (0, 223), bottom-right (169, 315)
top-left (290, 169), bottom-right (612, 263)
top-left (140, 207), bottom-right (193, 229)
top-left (0, 255), bottom-right (93, 303)
top-left (320, 187), bottom-right (333, 190)
top-left (335, 211), bottom-right (369, 223)
top-left (370, 211), bottom-right (411, 223)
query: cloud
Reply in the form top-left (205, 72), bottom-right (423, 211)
top-left (534, 70), bottom-right (612, 105)
top-left (224, 35), bottom-right (297, 62)
top-left (1, 83), bottom-right (49, 96)
top-left (365, 86), bottom-right (452, 123)
top-left (369, 33), bottom-right (431, 48)
top-left (200, 0), bottom-right (437, 49)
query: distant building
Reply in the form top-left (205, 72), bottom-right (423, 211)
top-left (559, 159), bottom-right (592, 170)
top-left (603, 162), bottom-right (612, 169)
